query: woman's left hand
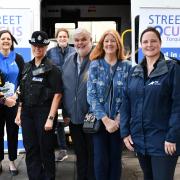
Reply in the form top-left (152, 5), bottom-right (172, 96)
top-left (164, 141), bottom-right (176, 155)
top-left (4, 93), bottom-right (17, 107)
top-left (102, 116), bottom-right (119, 133)
top-left (123, 135), bottom-right (134, 151)
top-left (44, 119), bottom-right (54, 131)
top-left (4, 97), bottom-right (16, 107)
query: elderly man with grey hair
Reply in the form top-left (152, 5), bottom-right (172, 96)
top-left (62, 28), bottom-right (95, 180)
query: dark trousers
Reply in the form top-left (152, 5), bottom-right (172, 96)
top-left (21, 106), bottom-right (55, 180)
top-left (137, 153), bottom-right (178, 180)
top-left (93, 126), bottom-right (122, 180)
top-left (69, 122), bottom-right (95, 180)
top-left (56, 122), bottom-right (67, 150)
top-left (0, 105), bottom-right (18, 161)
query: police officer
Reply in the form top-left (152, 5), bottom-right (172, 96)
top-left (15, 31), bottom-right (62, 180)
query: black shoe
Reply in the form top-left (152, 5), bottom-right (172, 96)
top-left (9, 167), bottom-right (18, 176)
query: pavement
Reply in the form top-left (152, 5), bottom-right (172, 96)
top-left (0, 149), bottom-right (77, 180)
top-left (121, 150), bottom-right (180, 180)
top-left (0, 149), bottom-right (179, 180)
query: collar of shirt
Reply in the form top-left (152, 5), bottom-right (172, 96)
top-left (77, 54), bottom-right (83, 74)
top-left (141, 53), bottom-right (163, 80)
top-left (0, 50), bottom-right (15, 61)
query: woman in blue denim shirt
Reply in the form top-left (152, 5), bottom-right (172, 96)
top-left (87, 29), bottom-right (131, 180)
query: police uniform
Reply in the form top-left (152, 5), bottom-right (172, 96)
top-left (19, 31), bottom-right (62, 180)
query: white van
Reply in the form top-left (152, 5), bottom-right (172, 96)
top-left (131, 0), bottom-right (180, 64)
top-left (0, 0), bottom-right (131, 61)
top-left (0, 0), bottom-right (41, 62)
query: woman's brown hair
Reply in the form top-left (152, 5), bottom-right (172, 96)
top-left (140, 27), bottom-right (162, 43)
top-left (55, 28), bottom-right (69, 38)
top-left (0, 30), bottom-right (18, 51)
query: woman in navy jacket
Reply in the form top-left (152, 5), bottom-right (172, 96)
top-left (120, 27), bottom-right (180, 180)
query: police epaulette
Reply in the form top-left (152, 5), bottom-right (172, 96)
top-left (22, 63), bottom-right (32, 75)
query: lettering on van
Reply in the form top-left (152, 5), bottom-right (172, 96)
top-left (0, 15), bottom-right (23, 36)
top-left (148, 15), bottom-right (180, 38)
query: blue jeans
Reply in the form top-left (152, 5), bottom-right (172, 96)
top-left (93, 125), bottom-right (123, 180)
top-left (56, 122), bottom-right (67, 150)
top-left (137, 153), bottom-right (178, 180)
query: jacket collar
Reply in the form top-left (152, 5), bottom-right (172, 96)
top-left (149, 59), bottom-right (168, 78)
top-left (132, 53), bottom-right (168, 78)
top-left (57, 44), bottom-right (69, 54)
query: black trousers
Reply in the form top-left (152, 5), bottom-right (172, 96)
top-left (0, 105), bottom-right (18, 161)
top-left (69, 122), bottom-right (95, 180)
top-left (21, 106), bottom-right (56, 180)
top-left (137, 153), bottom-right (178, 180)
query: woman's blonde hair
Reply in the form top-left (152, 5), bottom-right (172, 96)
top-left (89, 29), bottom-right (126, 61)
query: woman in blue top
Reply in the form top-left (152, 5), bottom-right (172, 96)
top-left (87, 29), bottom-right (131, 180)
top-left (121, 27), bottom-right (180, 180)
top-left (0, 30), bottom-right (24, 175)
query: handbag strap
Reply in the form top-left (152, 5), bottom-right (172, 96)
top-left (87, 61), bottom-right (119, 114)
top-left (104, 61), bottom-right (119, 101)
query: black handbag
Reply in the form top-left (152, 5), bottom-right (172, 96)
top-left (83, 112), bottom-right (101, 133)
top-left (83, 61), bottom-right (119, 134)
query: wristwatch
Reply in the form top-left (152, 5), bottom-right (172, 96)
top-left (48, 116), bottom-right (54, 121)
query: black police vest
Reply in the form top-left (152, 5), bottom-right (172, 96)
top-left (21, 61), bottom-right (54, 106)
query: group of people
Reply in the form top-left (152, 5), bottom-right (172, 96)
top-left (0, 26), bottom-right (179, 180)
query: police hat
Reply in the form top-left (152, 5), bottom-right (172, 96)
top-left (29, 31), bottom-right (50, 46)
